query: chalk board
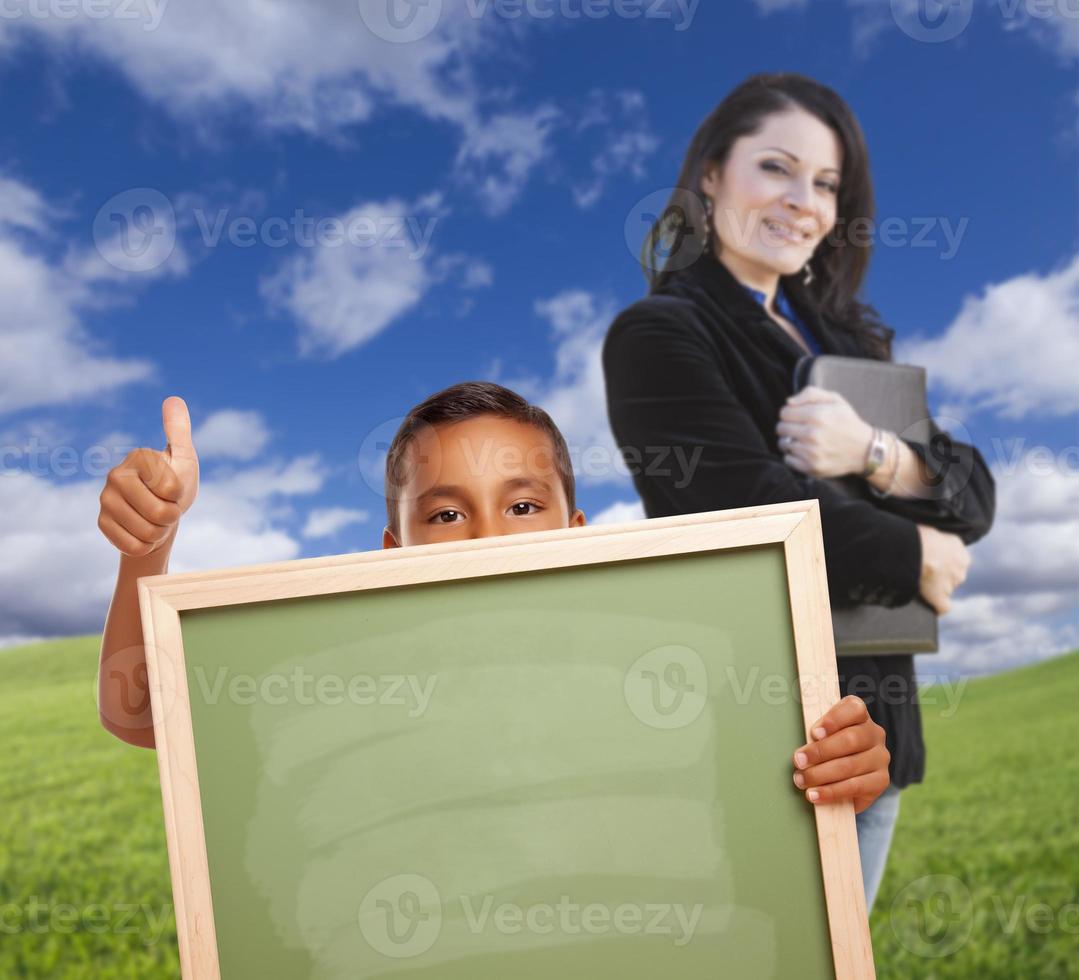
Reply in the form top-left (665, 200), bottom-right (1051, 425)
top-left (139, 499), bottom-right (874, 979)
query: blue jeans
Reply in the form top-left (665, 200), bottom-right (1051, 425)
top-left (855, 784), bottom-right (901, 911)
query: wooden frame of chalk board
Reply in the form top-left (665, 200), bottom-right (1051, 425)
top-left (138, 498), bottom-right (875, 980)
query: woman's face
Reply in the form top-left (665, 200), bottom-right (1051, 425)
top-left (701, 107), bottom-right (843, 279)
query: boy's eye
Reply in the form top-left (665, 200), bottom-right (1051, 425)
top-left (431, 509), bottom-right (463, 524)
top-left (510, 501), bottom-right (543, 516)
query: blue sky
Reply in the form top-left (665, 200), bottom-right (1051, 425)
top-left (0, 0), bottom-right (1076, 675)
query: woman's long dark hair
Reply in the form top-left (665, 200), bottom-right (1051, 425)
top-left (642, 72), bottom-right (893, 361)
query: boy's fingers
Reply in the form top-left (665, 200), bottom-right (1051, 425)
top-left (810, 694), bottom-right (870, 739)
top-left (793, 721), bottom-right (881, 769)
top-left (97, 512), bottom-right (155, 558)
top-left (113, 458), bottom-right (184, 519)
top-left (793, 747), bottom-right (887, 789)
top-left (119, 450), bottom-right (183, 503)
top-left (799, 769), bottom-right (889, 807)
top-left (102, 485), bottom-right (177, 543)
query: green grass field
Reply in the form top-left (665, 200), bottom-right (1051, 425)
top-left (1, 636), bottom-right (1075, 977)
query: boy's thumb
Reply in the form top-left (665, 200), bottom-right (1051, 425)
top-left (161, 395), bottom-right (195, 458)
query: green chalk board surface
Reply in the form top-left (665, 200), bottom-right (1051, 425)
top-left (179, 544), bottom-right (834, 979)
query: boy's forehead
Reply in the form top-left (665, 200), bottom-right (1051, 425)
top-left (402, 415), bottom-right (559, 483)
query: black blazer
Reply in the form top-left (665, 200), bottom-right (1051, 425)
top-left (602, 247), bottom-right (996, 787)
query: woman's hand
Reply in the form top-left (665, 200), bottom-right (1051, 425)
top-left (776, 385), bottom-right (873, 478)
top-left (792, 695), bottom-right (890, 814)
top-left (916, 524), bottom-right (970, 615)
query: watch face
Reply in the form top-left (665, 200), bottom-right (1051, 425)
top-left (865, 430), bottom-right (886, 474)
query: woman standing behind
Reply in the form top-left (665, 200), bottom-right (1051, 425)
top-left (602, 72), bottom-right (995, 910)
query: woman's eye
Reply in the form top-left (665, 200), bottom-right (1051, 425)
top-left (818, 181), bottom-right (839, 194)
top-left (510, 501), bottom-right (542, 516)
top-left (762, 160), bottom-right (788, 175)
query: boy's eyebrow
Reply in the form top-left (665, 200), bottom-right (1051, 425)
top-left (503, 477), bottom-right (553, 494)
top-left (414, 477), bottom-right (553, 505)
top-left (414, 484), bottom-right (468, 505)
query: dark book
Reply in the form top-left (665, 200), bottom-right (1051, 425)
top-left (793, 355), bottom-right (939, 656)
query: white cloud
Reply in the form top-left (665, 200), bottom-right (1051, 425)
top-left (302, 507), bottom-right (370, 540)
top-left (0, 173), bottom-right (50, 231)
top-left (932, 453), bottom-right (1079, 674)
top-left (757, 0), bottom-right (1079, 60)
top-left (962, 456), bottom-right (1079, 598)
top-left (193, 409), bottom-right (271, 462)
top-left (896, 255), bottom-right (1079, 420)
top-left (589, 499), bottom-right (645, 525)
top-left (0, 635), bottom-right (47, 651)
top-left (462, 259), bottom-right (494, 290)
top-left (0, 3), bottom-right (574, 215)
top-left (456, 105), bottom-right (562, 216)
top-left (203, 454), bottom-right (325, 503)
top-left (0, 233), bottom-right (155, 414)
top-left (571, 90), bottom-right (659, 210)
top-left (0, 0), bottom-right (488, 135)
top-left (936, 593), bottom-right (1079, 675)
top-left (260, 196), bottom-right (437, 358)
top-left (0, 0), bottom-right (583, 217)
top-left (0, 453), bottom-right (328, 639)
top-left (512, 289), bottom-right (627, 488)
top-left (0, 172), bottom-right (198, 414)
top-left (62, 227), bottom-right (190, 286)
top-left (752, 0), bottom-right (809, 13)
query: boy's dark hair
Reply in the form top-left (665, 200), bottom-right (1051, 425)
top-left (384, 381), bottom-right (576, 536)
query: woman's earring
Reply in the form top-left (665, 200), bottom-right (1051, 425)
top-left (803, 260), bottom-right (814, 286)
top-left (703, 196), bottom-right (714, 250)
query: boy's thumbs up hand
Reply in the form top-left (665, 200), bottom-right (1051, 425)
top-left (97, 395), bottom-right (200, 558)
top-left (161, 395), bottom-right (199, 513)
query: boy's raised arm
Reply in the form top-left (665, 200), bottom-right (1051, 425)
top-left (96, 397), bottom-right (199, 749)
top-left (98, 530), bottom-right (176, 748)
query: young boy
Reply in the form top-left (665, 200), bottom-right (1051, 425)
top-left (97, 381), bottom-right (890, 813)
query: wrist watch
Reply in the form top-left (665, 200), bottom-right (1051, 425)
top-left (862, 427), bottom-right (887, 477)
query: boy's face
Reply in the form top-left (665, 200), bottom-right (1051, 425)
top-left (383, 415), bottom-right (586, 548)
